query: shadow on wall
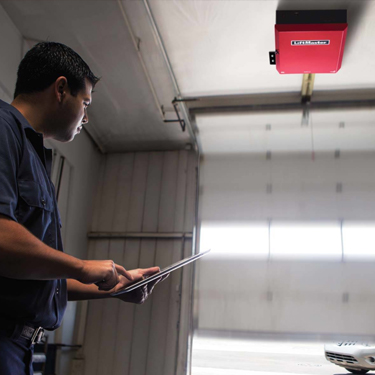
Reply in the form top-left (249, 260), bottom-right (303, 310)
top-left (276, 0), bottom-right (370, 54)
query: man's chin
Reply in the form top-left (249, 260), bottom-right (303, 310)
top-left (53, 132), bottom-right (77, 143)
top-left (67, 132), bottom-right (78, 142)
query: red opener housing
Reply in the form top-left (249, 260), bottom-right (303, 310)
top-left (273, 10), bottom-right (348, 74)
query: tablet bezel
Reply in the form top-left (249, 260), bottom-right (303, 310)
top-left (111, 249), bottom-right (210, 295)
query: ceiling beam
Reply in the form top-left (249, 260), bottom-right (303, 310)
top-left (301, 73), bottom-right (315, 103)
top-left (186, 89), bottom-right (375, 114)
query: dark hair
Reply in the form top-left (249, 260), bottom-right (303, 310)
top-left (14, 42), bottom-right (99, 98)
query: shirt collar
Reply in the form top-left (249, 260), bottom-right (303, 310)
top-left (0, 99), bottom-right (34, 132)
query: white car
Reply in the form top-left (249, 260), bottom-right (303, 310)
top-left (325, 342), bottom-right (375, 374)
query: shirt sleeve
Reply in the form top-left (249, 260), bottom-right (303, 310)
top-left (0, 117), bottom-right (22, 222)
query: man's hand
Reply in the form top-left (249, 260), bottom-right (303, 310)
top-left (67, 267), bottom-right (169, 301)
top-left (110, 267), bottom-right (169, 304)
top-left (77, 260), bottom-right (133, 291)
top-left (0, 215), bottom-right (133, 288)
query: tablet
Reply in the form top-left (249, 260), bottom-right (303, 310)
top-left (111, 249), bottom-right (211, 295)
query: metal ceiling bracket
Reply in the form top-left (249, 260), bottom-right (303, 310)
top-left (164, 100), bottom-right (186, 132)
top-left (173, 98), bottom-right (199, 103)
top-left (269, 51), bottom-right (276, 65)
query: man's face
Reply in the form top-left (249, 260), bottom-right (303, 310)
top-left (53, 79), bottom-right (93, 142)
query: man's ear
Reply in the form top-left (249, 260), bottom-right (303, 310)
top-left (54, 76), bottom-right (68, 103)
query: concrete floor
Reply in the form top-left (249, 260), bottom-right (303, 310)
top-left (192, 331), bottom-right (373, 375)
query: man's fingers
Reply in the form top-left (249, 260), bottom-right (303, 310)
top-left (97, 278), bottom-right (118, 291)
top-left (142, 267), bottom-right (160, 277)
top-left (110, 275), bottom-right (130, 293)
top-left (115, 264), bottom-right (133, 281)
top-left (96, 265), bottom-right (120, 291)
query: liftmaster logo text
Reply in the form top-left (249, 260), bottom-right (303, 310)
top-left (292, 40), bottom-right (330, 46)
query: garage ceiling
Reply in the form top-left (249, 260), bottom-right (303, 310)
top-left (150, 0), bottom-right (375, 96)
top-left (1, 0), bottom-right (374, 154)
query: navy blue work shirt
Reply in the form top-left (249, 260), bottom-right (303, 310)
top-left (0, 99), bottom-right (67, 330)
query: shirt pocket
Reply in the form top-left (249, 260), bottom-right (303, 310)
top-left (18, 179), bottom-right (54, 212)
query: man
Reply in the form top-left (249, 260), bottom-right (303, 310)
top-left (0, 42), bottom-right (165, 375)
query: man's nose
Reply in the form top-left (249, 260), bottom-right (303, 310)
top-left (82, 110), bottom-right (89, 124)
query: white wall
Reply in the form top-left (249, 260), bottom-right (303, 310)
top-left (198, 151), bottom-right (375, 336)
top-left (83, 150), bottom-right (197, 375)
